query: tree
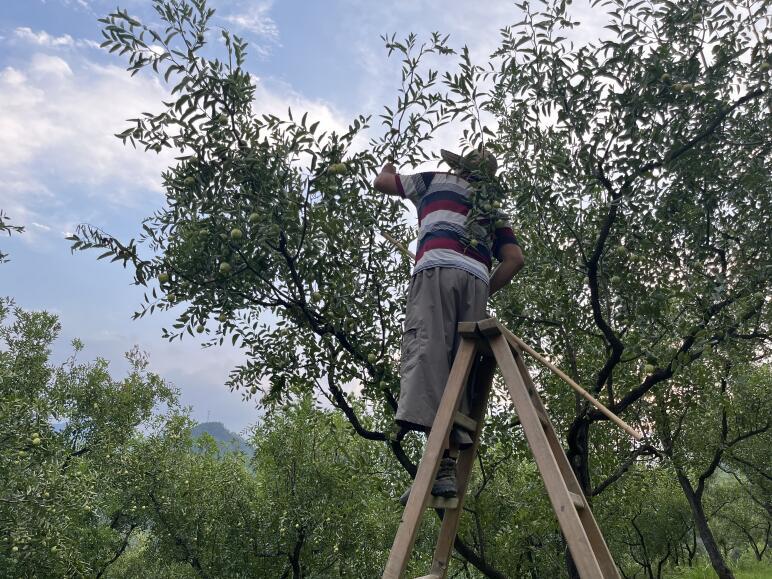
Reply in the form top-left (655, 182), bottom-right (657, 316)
top-left (68, 0), bottom-right (771, 576)
top-left (652, 362), bottom-right (771, 578)
top-left (0, 298), bottom-right (179, 576)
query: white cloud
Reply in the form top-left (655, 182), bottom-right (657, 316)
top-left (12, 26), bottom-right (105, 51)
top-left (0, 42), bottom-right (350, 250)
top-left (218, 0), bottom-right (279, 56)
top-left (0, 57), bottom-right (172, 247)
top-left (14, 27), bottom-right (75, 47)
top-left (30, 53), bottom-right (74, 78)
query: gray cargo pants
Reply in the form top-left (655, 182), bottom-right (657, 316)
top-left (395, 266), bottom-right (488, 448)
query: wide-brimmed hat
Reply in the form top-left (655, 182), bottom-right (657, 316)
top-left (441, 147), bottom-right (498, 177)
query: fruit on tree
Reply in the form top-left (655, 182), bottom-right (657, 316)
top-left (644, 363), bottom-right (655, 374)
top-left (249, 212), bottom-right (260, 224)
top-left (611, 275), bottom-right (622, 285)
top-left (196, 325), bottom-right (205, 333)
top-left (158, 272), bottom-right (170, 283)
top-left (230, 228), bottom-right (243, 240)
top-left (367, 353), bottom-right (377, 364)
top-left (328, 163), bottom-right (347, 175)
top-left (219, 262), bottom-right (232, 274)
top-left (184, 176), bottom-right (196, 186)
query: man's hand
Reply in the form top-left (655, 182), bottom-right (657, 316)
top-left (489, 243), bottom-right (524, 296)
top-left (373, 162), bottom-right (400, 196)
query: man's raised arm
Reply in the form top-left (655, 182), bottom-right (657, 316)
top-left (373, 162), bottom-right (400, 196)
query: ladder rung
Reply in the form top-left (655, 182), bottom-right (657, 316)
top-left (568, 491), bottom-right (585, 510)
top-left (453, 412), bottom-right (477, 433)
top-left (429, 496), bottom-right (459, 510)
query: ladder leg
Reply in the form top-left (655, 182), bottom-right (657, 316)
top-left (428, 354), bottom-right (497, 578)
top-left (488, 334), bottom-right (608, 579)
top-left (383, 338), bottom-right (478, 579)
top-left (512, 349), bottom-right (620, 579)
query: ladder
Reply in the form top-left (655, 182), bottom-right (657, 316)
top-left (382, 317), bottom-right (642, 579)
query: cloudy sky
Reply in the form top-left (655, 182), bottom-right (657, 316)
top-left (0, 0), bottom-right (606, 434)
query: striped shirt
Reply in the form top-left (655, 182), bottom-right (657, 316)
top-left (396, 171), bottom-right (520, 285)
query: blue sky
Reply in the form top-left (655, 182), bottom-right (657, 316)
top-left (0, 0), bottom-right (604, 433)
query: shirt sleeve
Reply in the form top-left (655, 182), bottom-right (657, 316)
top-left (491, 218), bottom-right (520, 262)
top-left (395, 172), bottom-right (436, 205)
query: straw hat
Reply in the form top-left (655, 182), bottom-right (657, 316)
top-left (440, 146), bottom-right (498, 177)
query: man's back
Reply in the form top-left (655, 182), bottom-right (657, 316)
top-left (396, 170), bottom-right (519, 285)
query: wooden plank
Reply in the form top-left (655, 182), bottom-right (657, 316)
top-left (568, 491), bottom-right (585, 510)
top-left (453, 412), bottom-right (477, 433)
top-left (514, 349), bottom-right (620, 578)
top-left (457, 321), bottom-right (478, 338)
top-left (476, 317), bottom-right (501, 336)
top-left (489, 334), bottom-right (606, 579)
top-left (429, 354), bottom-right (498, 578)
top-left (500, 326), bottom-right (643, 441)
top-left (382, 338), bottom-right (478, 579)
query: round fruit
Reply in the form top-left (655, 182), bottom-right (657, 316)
top-left (12, 546), bottom-right (18, 552)
top-left (328, 163), bottom-right (347, 175)
top-left (469, 239), bottom-right (479, 248)
top-left (167, 293), bottom-right (176, 303)
top-left (158, 272), bottom-right (170, 284)
top-left (611, 275), bottom-right (622, 285)
top-left (218, 313), bottom-right (228, 322)
top-left (367, 353), bottom-right (377, 364)
top-left (32, 437), bottom-right (41, 446)
top-left (196, 325), bottom-right (205, 334)
top-left (249, 212), bottom-right (260, 224)
top-left (218, 114), bottom-right (229, 125)
top-left (230, 228), bottom-right (243, 240)
top-left (682, 83), bottom-right (693, 92)
top-left (644, 363), bottom-right (655, 374)
top-left (761, 62), bottom-right (770, 73)
top-left (219, 262), bottom-right (232, 274)
top-left (184, 176), bottom-right (196, 186)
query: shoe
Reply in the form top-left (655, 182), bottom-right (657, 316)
top-left (432, 457), bottom-right (458, 498)
top-left (399, 457), bottom-right (458, 505)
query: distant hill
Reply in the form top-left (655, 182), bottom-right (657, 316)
top-left (191, 421), bottom-right (254, 459)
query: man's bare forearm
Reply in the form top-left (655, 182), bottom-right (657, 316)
top-left (489, 259), bottom-right (523, 296)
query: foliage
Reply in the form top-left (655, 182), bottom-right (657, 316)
top-left (0, 210), bottom-right (24, 264)
top-left (0, 298), bottom-right (178, 576)
top-left (63, 0), bottom-right (771, 576)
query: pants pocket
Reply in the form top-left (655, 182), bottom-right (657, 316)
top-left (400, 327), bottom-right (421, 376)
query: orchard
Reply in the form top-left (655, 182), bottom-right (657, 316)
top-left (2, 0), bottom-right (770, 577)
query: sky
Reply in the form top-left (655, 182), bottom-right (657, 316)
top-left (0, 0), bottom-right (607, 435)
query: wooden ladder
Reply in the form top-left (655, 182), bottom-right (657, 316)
top-left (382, 317), bottom-right (636, 579)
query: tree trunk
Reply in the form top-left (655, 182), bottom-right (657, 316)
top-left (676, 472), bottom-right (735, 579)
top-left (565, 417), bottom-right (592, 579)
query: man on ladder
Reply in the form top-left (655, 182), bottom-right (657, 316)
top-left (373, 147), bottom-right (525, 501)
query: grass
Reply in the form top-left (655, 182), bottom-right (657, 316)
top-left (668, 556), bottom-right (772, 579)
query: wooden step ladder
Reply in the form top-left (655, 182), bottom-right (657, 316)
top-left (383, 317), bottom-right (642, 579)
